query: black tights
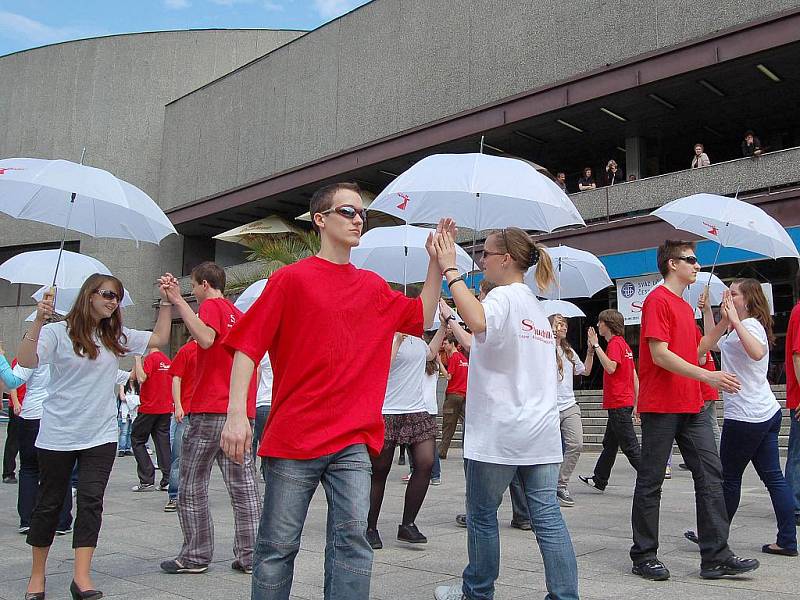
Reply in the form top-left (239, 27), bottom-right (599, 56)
top-left (368, 439), bottom-right (434, 529)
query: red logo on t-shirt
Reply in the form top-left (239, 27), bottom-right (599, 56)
top-left (521, 319), bottom-right (554, 342)
top-left (0, 167), bottom-right (24, 175)
top-left (703, 222), bottom-right (719, 236)
top-left (396, 193), bottom-right (410, 210)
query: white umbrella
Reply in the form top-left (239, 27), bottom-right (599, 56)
top-left (525, 246), bottom-right (612, 299)
top-left (652, 194), bottom-right (800, 272)
top-left (0, 250), bottom-right (111, 288)
top-left (234, 279), bottom-right (267, 312)
top-left (367, 153), bottom-right (585, 232)
top-left (214, 216), bottom-right (302, 246)
top-left (540, 299), bottom-right (586, 318)
top-left (352, 225), bottom-right (474, 285)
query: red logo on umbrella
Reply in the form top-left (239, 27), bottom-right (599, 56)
top-left (0, 167), bottom-right (24, 175)
top-left (703, 222), bottom-right (719, 236)
top-left (396, 193), bottom-right (410, 210)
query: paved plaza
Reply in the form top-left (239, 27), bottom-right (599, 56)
top-left (0, 442), bottom-right (795, 600)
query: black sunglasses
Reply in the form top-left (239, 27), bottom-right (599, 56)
top-left (95, 289), bottom-right (121, 302)
top-left (320, 205), bottom-right (367, 221)
top-left (674, 255), bottom-right (699, 265)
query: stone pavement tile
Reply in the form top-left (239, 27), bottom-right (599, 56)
top-left (0, 571), bottom-right (150, 600)
top-left (124, 572), bottom-right (250, 600)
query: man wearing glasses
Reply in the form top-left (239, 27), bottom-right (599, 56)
top-left (630, 240), bottom-right (759, 581)
top-left (221, 182), bottom-right (444, 600)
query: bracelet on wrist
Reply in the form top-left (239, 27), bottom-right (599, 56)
top-left (23, 332), bottom-right (38, 343)
top-left (159, 301), bottom-right (173, 306)
top-left (447, 274), bottom-right (467, 288)
top-left (442, 267), bottom-right (459, 276)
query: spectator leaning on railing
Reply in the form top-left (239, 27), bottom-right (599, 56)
top-left (578, 167), bottom-right (597, 191)
top-left (691, 143), bottom-right (711, 168)
top-left (742, 130), bottom-right (763, 158)
top-left (602, 160), bottom-right (623, 186)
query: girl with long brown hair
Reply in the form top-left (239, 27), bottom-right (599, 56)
top-left (17, 272), bottom-right (175, 599)
top-left (698, 278), bottom-right (797, 556)
top-left (547, 313), bottom-right (594, 507)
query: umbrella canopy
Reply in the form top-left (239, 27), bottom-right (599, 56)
top-left (351, 225), bottom-right (474, 284)
top-left (0, 158), bottom-right (177, 244)
top-left (540, 299), bottom-right (586, 318)
top-left (234, 279), bottom-right (267, 313)
top-left (652, 193), bottom-right (799, 260)
top-left (214, 216), bottom-right (303, 246)
top-left (367, 153), bottom-right (585, 232)
top-left (526, 246), bottom-right (612, 299)
top-left (0, 250), bottom-right (111, 288)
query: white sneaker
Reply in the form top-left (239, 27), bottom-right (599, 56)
top-left (434, 584), bottom-right (465, 600)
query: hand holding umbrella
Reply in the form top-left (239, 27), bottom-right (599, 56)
top-left (35, 291), bottom-right (56, 323)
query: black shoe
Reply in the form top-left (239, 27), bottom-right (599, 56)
top-left (366, 528), bottom-right (382, 549)
top-left (24, 593), bottom-right (45, 600)
top-left (69, 580), bottom-right (102, 600)
top-left (117, 451), bottom-right (125, 458)
top-left (700, 555), bottom-right (760, 579)
top-left (160, 559), bottom-right (209, 574)
top-left (455, 513), bottom-right (467, 528)
top-left (684, 530), bottom-right (699, 545)
top-left (632, 559), bottom-right (670, 581)
top-left (3, 475), bottom-right (17, 484)
top-left (578, 475), bottom-right (605, 492)
top-left (231, 560), bottom-right (252, 574)
top-left (55, 527), bottom-right (73, 536)
top-left (397, 523), bottom-right (427, 544)
top-left (398, 456), bottom-right (406, 466)
top-left (762, 544), bottom-right (798, 557)
top-left (678, 463), bottom-right (689, 471)
top-left (510, 520), bottom-right (532, 531)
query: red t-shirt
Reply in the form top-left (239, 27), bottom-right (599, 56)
top-left (10, 358), bottom-right (25, 404)
top-left (193, 297), bottom-right (257, 418)
top-left (446, 350), bottom-right (468, 396)
top-left (602, 336), bottom-right (635, 409)
top-left (139, 351), bottom-right (173, 414)
top-left (223, 256), bottom-right (424, 460)
top-left (168, 340), bottom-right (198, 414)
top-left (638, 285), bottom-right (702, 413)
top-left (785, 302), bottom-right (800, 410)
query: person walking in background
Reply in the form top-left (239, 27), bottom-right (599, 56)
top-left (165, 337), bottom-right (198, 513)
top-left (439, 335), bottom-right (468, 460)
top-left (549, 313), bottom-right (593, 507)
top-left (691, 143), bottom-right (711, 168)
top-left (2, 342), bottom-right (22, 484)
top-left (131, 348), bottom-right (173, 492)
top-left (579, 309), bottom-right (640, 492)
top-left (117, 379), bottom-right (133, 457)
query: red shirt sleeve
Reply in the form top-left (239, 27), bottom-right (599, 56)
top-left (642, 295), bottom-right (672, 343)
top-left (224, 275), bottom-right (285, 363)
top-left (792, 320), bottom-right (800, 355)
top-left (168, 348), bottom-right (186, 378)
top-left (199, 298), bottom-right (228, 335)
top-left (143, 354), bottom-right (155, 376)
top-left (605, 337), bottom-right (623, 362)
top-left (377, 283), bottom-right (423, 336)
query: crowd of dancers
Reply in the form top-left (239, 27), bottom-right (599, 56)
top-left (0, 181), bottom-right (798, 600)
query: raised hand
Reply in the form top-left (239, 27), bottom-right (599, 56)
top-left (587, 326), bottom-right (598, 347)
top-left (433, 229), bottom-right (459, 273)
top-left (36, 290), bottom-right (56, 323)
top-left (439, 298), bottom-right (454, 321)
top-left (722, 293), bottom-right (740, 326)
top-left (697, 289), bottom-right (710, 312)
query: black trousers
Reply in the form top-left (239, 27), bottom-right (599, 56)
top-left (27, 442), bottom-right (116, 548)
top-left (630, 411), bottom-right (733, 568)
top-left (3, 406), bottom-right (20, 478)
top-left (131, 412), bottom-right (172, 486)
top-left (593, 407), bottom-right (641, 488)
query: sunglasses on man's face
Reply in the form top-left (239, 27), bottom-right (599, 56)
top-left (95, 289), bottom-right (121, 302)
top-left (320, 205), bottom-right (367, 221)
top-left (674, 255), bottom-right (699, 265)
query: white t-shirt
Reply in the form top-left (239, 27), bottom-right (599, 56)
top-left (423, 370), bottom-right (438, 415)
top-left (256, 354), bottom-right (273, 408)
top-left (35, 321), bottom-right (150, 450)
top-left (555, 345), bottom-right (585, 412)
top-left (382, 335), bottom-right (427, 414)
top-left (12, 364), bottom-right (50, 421)
top-left (464, 283), bottom-right (562, 465)
top-left (719, 318), bottom-right (780, 423)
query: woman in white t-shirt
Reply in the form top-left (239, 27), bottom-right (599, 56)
top-left (699, 279), bottom-right (797, 556)
top-left (366, 314), bottom-right (447, 550)
top-left (431, 227), bottom-right (579, 600)
top-left (548, 313), bottom-right (594, 508)
top-left (17, 273), bottom-right (175, 600)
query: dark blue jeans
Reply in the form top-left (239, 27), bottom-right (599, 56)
top-left (720, 409), bottom-right (797, 551)
top-left (785, 409), bottom-right (800, 519)
top-left (253, 405), bottom-right (270, 482)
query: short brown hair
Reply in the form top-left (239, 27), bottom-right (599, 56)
top-left (309, 182), bottom-right (361, 233)
top-left (598, 309), bottom-right (625, 336)
top-left (657, 240), bottom-right (696, 277)
top-left (191, 261), bottom-right (226, 293)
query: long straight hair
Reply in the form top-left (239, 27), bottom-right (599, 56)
top-left (65, 273), bottom-right (129, 359)
top-left (733, 278), bottom-right (775, 346)
top-left (548, 314), bottom-right (575, 381)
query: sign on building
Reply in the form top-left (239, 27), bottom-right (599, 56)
top-left (616, 274), bottom-right (661, 325)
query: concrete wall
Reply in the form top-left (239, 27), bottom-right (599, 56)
top-left (159, 0), bottom-right (800, 210)
top-left (0, 29), bottom-right (304, 349)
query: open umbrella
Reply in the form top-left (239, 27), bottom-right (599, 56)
top-left (683, 272), bottom-right (727, 308)
top-left (214, 216), bottom-right (303, 247)
top-left (351, 225), bottom-right (473, 285)
top-left (540, 299), bottom-right (586, 318)
top-left (234, 279), bottom-right (268, 313)
top-left (0, 250), bottom-right (111, 288)
top-left (525, 245), bottom-right (612, 299)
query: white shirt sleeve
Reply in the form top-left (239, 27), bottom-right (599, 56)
top-left (11, 363), bottom-right (34, 382)
top-left (36, 323), bottom-right (59, 366)
top-left (475, 287), bottom-right (510, 347)
top-left (122, 327), bottom-right (151, 357)
top-left (743, 318), bottom-right (768, 348)
top-left (115, 369), bottom-right (131, 386)
top-left (573, 355), bottom-right (586, 376)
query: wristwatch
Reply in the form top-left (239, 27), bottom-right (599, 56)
top-left (592, 344), bottom-right (600, 349)
top-left (445, 315), bottom-right (455, 323)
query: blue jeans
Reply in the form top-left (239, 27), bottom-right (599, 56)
top-left (117, 415), bottom-right (132, 451)
top-left (168, 416), bottom-right (187, 501)
top-left (462, 460), bottom-right (578, 600)
top-left (785, 409), bottom-right (800, 519)
top-left (253, 405), bottom-right (271, 482)
top-left (721, 409), bottom-right (797, 551)
top-left (252, 444), bottom-right (373, 600)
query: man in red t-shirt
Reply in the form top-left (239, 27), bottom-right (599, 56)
top-left (131, 348), bottom-right (173, 492)
top-left (439, 334), bottom-right (468, 459)
top-left (630, 240), bottom-right (758, 582)
top-left (159, 262), bottom-right (260, 575)
top-left (784, 299), bottom-right (800, 524)
top-left (164, 338), bottom-right (198, 512)
top-left (220, 182), bottom-right (442, 599)
top-left (579, 309), bottom-right (640, 492)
